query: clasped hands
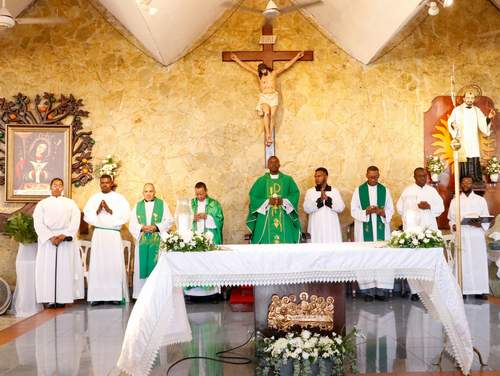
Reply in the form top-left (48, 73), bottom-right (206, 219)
top-left (50, 234), bottom-right (67, 246)
top-left (365, 205), bottom-right (386, 217)
top-left (96, 200), bottom-right (113, 215)
top-left (269, 197), bottom-right (283, 206)
top-left (194, 213), bottom-right (207, 221)
top-left (417, 201), bottom-right (431, 210)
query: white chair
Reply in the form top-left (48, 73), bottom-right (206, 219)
top-left (77, 240), bottom-right (92, 281)
top-left (443, 234), bottom-right (455, 269)
top-left (122, 240), bottom-right (133, 286)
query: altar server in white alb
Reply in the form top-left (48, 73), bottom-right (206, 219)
top-left (396, 167), bottom-right (444, 231)
top-left (34, 178), bottom-right (84, 308)
top-left (129, 183), bottom-right (173, 299)
top-left (448, 176), bottom-right (491, 299)
top-left (303, 167), bottom-right (345, 242)
top-left (84, 174), bottom-right (130, 305)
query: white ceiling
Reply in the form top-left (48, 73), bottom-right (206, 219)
top-left (299, 0), bottom-right (427, 64)
top-left (8, 0), bottom-right (499, 66)
top-left (96, 0), bottom-right (230, 65)
top-left (3, 0), bottom-right (34, 17)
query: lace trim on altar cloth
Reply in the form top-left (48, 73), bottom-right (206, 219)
top-left (172, 268), bottom-right (435, 287)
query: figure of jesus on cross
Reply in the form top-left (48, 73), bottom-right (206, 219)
top-left (223, 24), bottom-right (313, 148)
top-left (231, 51), bottom-right (304, 146)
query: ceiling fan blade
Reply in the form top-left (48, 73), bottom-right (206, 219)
top-left (15, 17), bottom-right (66, 25)
top-left (280, 0), bottom-right (323, 14)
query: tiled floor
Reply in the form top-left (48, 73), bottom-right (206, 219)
top-left (0, 297), bottom-right (498, 375)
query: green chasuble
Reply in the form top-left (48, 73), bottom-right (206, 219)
top-left (246, 172), bottom-right (301, 244)
top-left (358, 182), bottom-right (386, 241)
top-left (191, 196), bottom-right (224, 245)
top-left (136, 198), bottom-right (164, 278)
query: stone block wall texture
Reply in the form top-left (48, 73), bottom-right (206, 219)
top-left (0, 0), bottom-right (498, 285)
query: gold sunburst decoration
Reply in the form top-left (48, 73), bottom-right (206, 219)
top-left (431, 113), bottom-right (455, 172)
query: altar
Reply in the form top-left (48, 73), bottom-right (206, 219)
top-left (116, 242), bottom-right (473, 376)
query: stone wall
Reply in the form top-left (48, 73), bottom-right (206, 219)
top-left (0, 0), bottom-right (498, 286)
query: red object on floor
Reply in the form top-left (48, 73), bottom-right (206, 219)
top-left (229, 286), bottom-right (254, 312)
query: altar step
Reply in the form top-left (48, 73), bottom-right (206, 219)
top-left (229, 286), bottom-right (254, 312)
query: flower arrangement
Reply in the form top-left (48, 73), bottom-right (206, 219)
top-left (256, 329), bottom-right (360, 376)
top-left (4, 212), bottom-right (38, 245)
top-left (485, 157), bottom-right (500, 175)
top-left (426, 156), bottom-right (445, 175)
top-left (388, 228), bottom-right (444, 248)
top-left (95, 154), bottom-right (120, 178)
top-left (160, 231), bottom-right (220, 253)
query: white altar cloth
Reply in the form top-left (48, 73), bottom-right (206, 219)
top-left (117, 242), bottom-right (473, 376)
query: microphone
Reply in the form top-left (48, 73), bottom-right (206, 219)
top-left (64, 236), bottom-right (73, 242)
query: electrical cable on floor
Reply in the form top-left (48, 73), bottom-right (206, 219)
top-left (166, 331), bottom-right (254, 375)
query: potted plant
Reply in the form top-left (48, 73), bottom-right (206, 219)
top-left (4, 212), bottom-right (38, 245)
top-left (485, 157), bottom-right (500, 183)
top-left (4, 212), bottom-right (41, 317)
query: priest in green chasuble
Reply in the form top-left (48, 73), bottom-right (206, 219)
top-left (129, 183), bottom-right (173, 299)
top-left (184, 182), bottom-right (224, 299)
top-left (247, 156), bottom-right (301, 244)
top-left (191, 182), bottom-right (224, 245)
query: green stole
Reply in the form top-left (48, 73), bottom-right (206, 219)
top-left (136, 198), bottom-right (164, 278)
top-left (358, 182), bottom-right (386, 241)
top-left (190, 196), bottom-right (224, 245)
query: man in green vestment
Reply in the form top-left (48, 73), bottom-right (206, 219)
top-left (350, 166), bottom-right (394, 302)
top-left (184, 182), bottom-right (224, 300)
top-left (246, 156), bottom-right (301, 244)
top-left (191, 182), bottom-right (224, 245)
top-left (129, 183), bottom-right (173, 299)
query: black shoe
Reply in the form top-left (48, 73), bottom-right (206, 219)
top-left (110, 301), bottom-right (121, 305)
top-left (411, 294), bottom-right (419, 301)
top-left (375, 295), bottom-right (389, 302)
top-left (364, 295), bottom-right (374, 302)
top-left (90, 301), bottom-right (102, 307)
top-left (475, 294), bottom-right (489, 300)
top-left (55, 303), bottom-right (65, 308)
top-left (46, 303), bottom-right (56, 309)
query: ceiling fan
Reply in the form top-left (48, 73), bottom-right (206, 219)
top-left (223, 0), bottom-right (323, 25)
top-left (0, 0), bottom-right (65, 29)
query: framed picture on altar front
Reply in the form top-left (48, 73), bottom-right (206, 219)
top-left (5, 124), bottom-right (72, 202)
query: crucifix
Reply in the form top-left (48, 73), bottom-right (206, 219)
top-left (222, 23), bottom-right (314, 165)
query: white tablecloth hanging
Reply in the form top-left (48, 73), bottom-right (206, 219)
top-left (10, 243), bottom-right (43, 318)
top-left (116, 242), bottom-right (473, 376)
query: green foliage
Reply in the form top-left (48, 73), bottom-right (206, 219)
top-left (4, 212), bottom-right (37, 245)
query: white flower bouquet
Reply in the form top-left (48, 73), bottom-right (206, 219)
top-left (388, 228), bottom-right (444, 248)
top-left (256, 328), bottom-right (360, 376)
top-left (485, 157), bottom-right (500, 175)
top-left (426, 155), bottom-right (445, 175)
top-left (95, 154), bottom-right (120, 178)
top-left (160, 230), bottom-right (219, 253)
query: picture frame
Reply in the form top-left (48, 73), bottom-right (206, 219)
top-left (5, 124), bottom-right (72, 202)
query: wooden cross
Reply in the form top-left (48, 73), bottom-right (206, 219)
top-left (222, 24), bottom-right (314, 164)
top-left (222, 24), bottom-right (314, 68)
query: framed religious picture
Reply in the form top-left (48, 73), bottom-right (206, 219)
top-left (5, 125), bottom-right (72, 202)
